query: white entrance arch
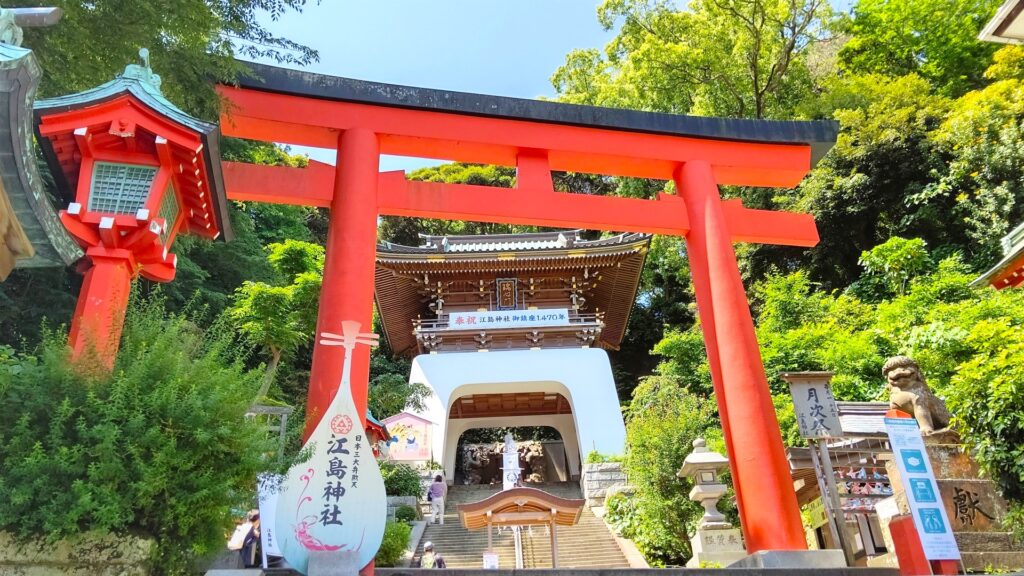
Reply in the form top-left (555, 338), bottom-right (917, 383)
top-left (407, 348), bottom-right (626, 484)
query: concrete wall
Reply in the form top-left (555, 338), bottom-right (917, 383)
top-left (388, 496), bottom-right (420, 521)
top-left (581, 462), bottom-right (627, 506)
top-left (0, 531), bottom-right (153, 576)
top-left (407, 348), bottom-right (626, 484)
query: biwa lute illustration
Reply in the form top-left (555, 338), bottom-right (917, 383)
top-left (275, 321), bottom-right (386, 574)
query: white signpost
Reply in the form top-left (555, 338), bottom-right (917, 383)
top-left (257, 473), bottom-right (283, 567)
top-left (448, 308), bottom-right (570, 330)
top-left (502, 433), bottom-right (522, 490)
top-left (274, 322), bottom-right (388, 575)
top-left (884, 417), bottom-right (961, 561)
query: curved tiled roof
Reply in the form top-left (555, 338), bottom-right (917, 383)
top-left (375, 231), bottom-right (651, 356)
top-left (379, 230), bottom-right (650, 254)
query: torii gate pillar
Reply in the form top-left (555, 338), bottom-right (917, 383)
top-left (306, 128), bottom-right (380, 438)
top-left (676, 161), bottom-right (805, 550)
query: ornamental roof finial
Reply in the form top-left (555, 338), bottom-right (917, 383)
top-left (121, 47), bottom-right (162, 94)
top-left (0, 8), bottom-right (24, 47)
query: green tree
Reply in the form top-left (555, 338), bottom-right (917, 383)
top-left (838, 0), bottom-right (1001, 96)
top-left (618, 375), bottom-right (723, 565)
top-left (229, 240), bottom-right (323, 400)
top-left (857, 237), bottom-right (932, 297)
top-left (552, 0), bottom-right (834, 118)
top-left (925, 76), bottom-right (1024, 265)
top-left (788, 74), bottom-right (953, 289)
top-left (18, 0), bottom-right (317, 118)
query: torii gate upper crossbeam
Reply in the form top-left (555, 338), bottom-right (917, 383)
top-left (216, 61), bottom-right (838, 557)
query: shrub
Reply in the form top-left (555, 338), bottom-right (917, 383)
top-left (394, 504), bottom-right (417, 523)
top-left (604, 491), bottom-right (639, 537)
top-left (375, 520), bottom-right (411, 567)
top-left (620, 376), bottom-right (724, 566)
top-left (0, 299), bottom-right (282, 575)
top-left (381, 461), bottom-right (424, 497)
top-left (586, 451), bottom-right (623, 464)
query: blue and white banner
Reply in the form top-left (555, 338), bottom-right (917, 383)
top-left (883, 417), bottom-right (961, 561)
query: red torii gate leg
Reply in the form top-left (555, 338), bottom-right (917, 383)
top-left (676, 161), bottom-right (806, 553)
top-left (305, 128), bottom-right (380, 441)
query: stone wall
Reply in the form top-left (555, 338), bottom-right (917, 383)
top-left (388, 495), bottom-right (421, 521)
top-left (581, 462), bottom-right (627, 507)
top-left (0, 531), bottom-right (153, 576)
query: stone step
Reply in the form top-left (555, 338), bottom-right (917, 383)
top-left (416, 482), bottom-right (630, 569)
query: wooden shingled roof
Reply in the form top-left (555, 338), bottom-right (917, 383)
top-left (374, 230), bottom-right (651, 357)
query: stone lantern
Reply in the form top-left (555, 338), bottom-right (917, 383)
top-left (678, 438), bottom-right (746, 567)
top-left (33, 49), bottom-right (230, 365)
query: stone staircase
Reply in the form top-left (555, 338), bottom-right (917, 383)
top-left (415, 482), bottom-right (631, 569)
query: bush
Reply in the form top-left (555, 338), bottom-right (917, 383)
top-left (394, 504), bottom-right (417, 523)
top-left (604, 491), bottom-right (639, 537)
top-left (381, 461), bottom-right (424, 497)
top-left (0, 299), bottom-right (282, 575)
top-left (620, 376), bottom-right (725, 566)
top-left (375, 520), bottom-right (411, 567)
top-left (585, 451), bottom-right (623, 464)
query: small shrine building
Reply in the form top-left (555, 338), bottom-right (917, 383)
top-left (374, 230), bottom-right (650, 483)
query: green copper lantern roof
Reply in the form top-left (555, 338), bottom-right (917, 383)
top-left (34, 48), bottom-right (215, 136)
top-left (33, 49), bottom-right (232, 242)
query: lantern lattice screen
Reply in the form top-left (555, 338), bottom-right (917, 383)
top-left (157, 184), bottom-right (179, 243)
top-left (88, 162), bottom-right (157, 214)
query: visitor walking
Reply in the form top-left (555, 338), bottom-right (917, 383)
top-left (428, 474), bottom-right (447, 524)
top-left (421, 541), bottom-right (446, 568)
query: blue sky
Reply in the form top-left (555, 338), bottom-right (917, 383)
top-left (254, 1), bottom-right (614, 171)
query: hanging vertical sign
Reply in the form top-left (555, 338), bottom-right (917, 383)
top-left (884, 417), bottom-right (961, 561)
top-left (496, 278), bottom-right (517, 310)
top-left (785, 373), bottom-right (842, 439)
top-left (274, 322), bottom-right (387, 574)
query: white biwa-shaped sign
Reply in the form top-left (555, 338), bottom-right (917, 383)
top-left (275, 321), bottom-right (387, 574)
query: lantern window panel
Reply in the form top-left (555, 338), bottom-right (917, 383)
top-left (157, 184), bottom-right (180, 244)
top-left (88, 162), bottom-right (158, 214)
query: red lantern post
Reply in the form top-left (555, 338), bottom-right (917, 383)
top-left (35, 50), bottom-right (231, 366)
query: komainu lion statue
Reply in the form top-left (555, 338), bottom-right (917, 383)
top-left (882, 355), bottom-right (951, 435)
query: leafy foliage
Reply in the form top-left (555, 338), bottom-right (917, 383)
top-left (0, 299), bottom-right (282, 575)
top-left (616, 375), bottom-right (723, 565)
top-left (375, 520), bottom-right (412, 567)
top-left (18, 0), bottom-right (317, 118)
top-left (553, 0), bottom-right (833, 118)
top-left (380, 461), bottom-right (424, 498)
top-left (838, 0), bottom-right (1001, 96)
top-left (394, 505), bottom-right (417, 523)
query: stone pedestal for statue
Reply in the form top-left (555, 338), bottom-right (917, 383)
top-left (872, 431), bottom-right (1024, 572)
top-left (687, 528), bottom-right (747, 568)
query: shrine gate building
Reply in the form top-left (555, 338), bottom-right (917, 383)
top-left (374, 230), bottom-right (649, 482)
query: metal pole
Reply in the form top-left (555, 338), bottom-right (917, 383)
top-left (550, 513), bottom-right (558, 568)
top-left (812, 439), bottom-right (856, 566)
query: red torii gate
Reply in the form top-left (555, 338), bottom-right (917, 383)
top-left (218, 62), bottom-right (837, 555)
